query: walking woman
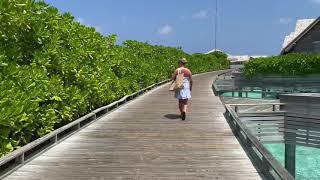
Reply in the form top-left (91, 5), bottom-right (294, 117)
top-left (171, 58), bottom-right (193, 120)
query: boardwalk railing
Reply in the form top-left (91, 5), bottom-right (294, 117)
top-left (224, 103), bottom-right (294, 180)
top-left (0, 79), bottom-right (171, 178)
top-left (232, 102), bottom-right (320, 148)
top-left (214, 72), bottom-right (320, 98)
top-left (212, 70), bottom-right (232, 96)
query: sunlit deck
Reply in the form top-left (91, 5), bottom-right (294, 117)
top-left (4, 72), bottom-right (261, 179)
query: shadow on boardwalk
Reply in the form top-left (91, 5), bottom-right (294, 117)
top-left (164, 114), bottom-right (181, 120)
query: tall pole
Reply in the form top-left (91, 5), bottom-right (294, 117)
top-left (214, 0), bottom-right (218, 51)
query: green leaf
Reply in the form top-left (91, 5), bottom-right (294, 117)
top-left (50, 96), bottom-right (62, 101)
top-left (6, 142), bottom-right (13, 151)
top-left (0, 63), bottom-right (8, 67)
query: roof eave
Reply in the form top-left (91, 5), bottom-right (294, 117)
top-left (280, 17), bottom-right (320, 55)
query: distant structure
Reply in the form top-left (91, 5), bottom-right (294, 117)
top-left (206, 49), bottom-right (267, 64)
top-left (206, 49), bottom-right (225, 54)
top-left (281, 17), bottom-right (320, 55)
top-left (227, 55), bottom-right (267, 64)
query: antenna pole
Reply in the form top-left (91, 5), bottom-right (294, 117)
top-left (215, 0), bottom-right (218, 50)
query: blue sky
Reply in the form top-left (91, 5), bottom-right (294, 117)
top-left (45, 0), bottom-right (320, 55)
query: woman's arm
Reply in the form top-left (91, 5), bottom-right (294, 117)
top-left (171, 69), bottom-right (177, 81)
top-left (189, 72), bottom-right (193, 91)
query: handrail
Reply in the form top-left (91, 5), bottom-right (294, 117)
top-left (225, 104), bottom-right (294, 180)
top-left (212, 69), bottom-right (232, 96)
top-left (0, 79), bottom-right (171, 178)
top-left (227, 103), bottom-right (285, 113)
top-left (227, 103), bottom-right (285, 106)
top-left (0, 112), bottom-right (95, 167)
top-left (216, 69), bottom-right (232, 77)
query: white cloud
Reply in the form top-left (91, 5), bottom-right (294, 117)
top-left (93, 26), bottom-right (103, 33)
top-left (76, 17), bottom-right (104, 34)
top-left (310, 0), bottom-right (320, 4)
top-left (157, 24), bottom-right (172, 35)
top-left (76, 17), bottom-right (85, 24)
top-left (279, 17), bottom-right (292, 24)
top-left (192, 10), bottom-right (209, 19)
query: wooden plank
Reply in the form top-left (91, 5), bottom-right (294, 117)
top-left (286, 116), bottom-right (320, 124)
top-left (246, 123), bottom-right (284, 129)
top-left (259, 137), bottom-right (284, 144)
top-left (4, 71), bottom-right (262, 180)
top-left (250, 128), bottom-right (284, 133)
top-left (284, 124), bottom-right (320, 133)
top-left (252, 132), bottom-right (283, 137)
top-left (227, 103), bottom-right (285, 106)
top-left (240, 116), bottom-right (284, 121)
top-left (285, 140), bottom-right (320, 149)
top-left (238, 111), bottom-right (285, 117)
top-left (244, 120), bottom-right (284, 125)
top-left (284, 132), bottom-right (320, 141)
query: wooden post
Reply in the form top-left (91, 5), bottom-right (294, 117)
top-left (246, 136), bottom-right (252, 148)
top-left (261, 157), bottom-right (270, 174)
top-left (261, 88), bottom-right (266, 98)
top-left (285, 143), bottom-right (296, 177)
top-left (279, 104), bottom-right (284, 111)
top-left (226, 111), bottom-right (231, 122)
top-left (235, 123), bottom-right (240, 135)
top-left (15, 153), bottom-right (24, 164)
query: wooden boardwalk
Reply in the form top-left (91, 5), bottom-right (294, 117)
top-left (5, 72), bottom-right (261, 180)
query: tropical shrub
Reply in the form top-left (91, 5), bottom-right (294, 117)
top-left (244, 53), bottom-right (320, 76)
top-left (0, 0), bottom-right (229, 156)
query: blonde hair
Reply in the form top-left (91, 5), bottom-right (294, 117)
top-left (179, 58), bottom-right (187, 64)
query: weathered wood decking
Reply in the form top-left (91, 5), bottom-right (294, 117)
top-left (5, 72), bottom-right (261, 179)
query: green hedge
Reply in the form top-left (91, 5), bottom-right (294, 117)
top-left (0, 0), bottom-right (229, 156)
top-left (244, 53), bottom-right (320, 76)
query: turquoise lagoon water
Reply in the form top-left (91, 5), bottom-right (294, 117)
top-left (264, 144), bottom-right (320, 179)
top-left (220, 91), bottom-right (276, 99)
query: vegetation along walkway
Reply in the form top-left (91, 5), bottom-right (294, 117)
top-left (5, 71), bottom-right (261, 179)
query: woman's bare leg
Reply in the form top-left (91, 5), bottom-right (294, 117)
top-left (179, 99), bottom-right (187, 120)
top-left (178, 100), bottom-right (183, 113)
top-left (181, 99), bottom-right (188, 113)
top-left (179, 99), bottom-right (188, 120)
